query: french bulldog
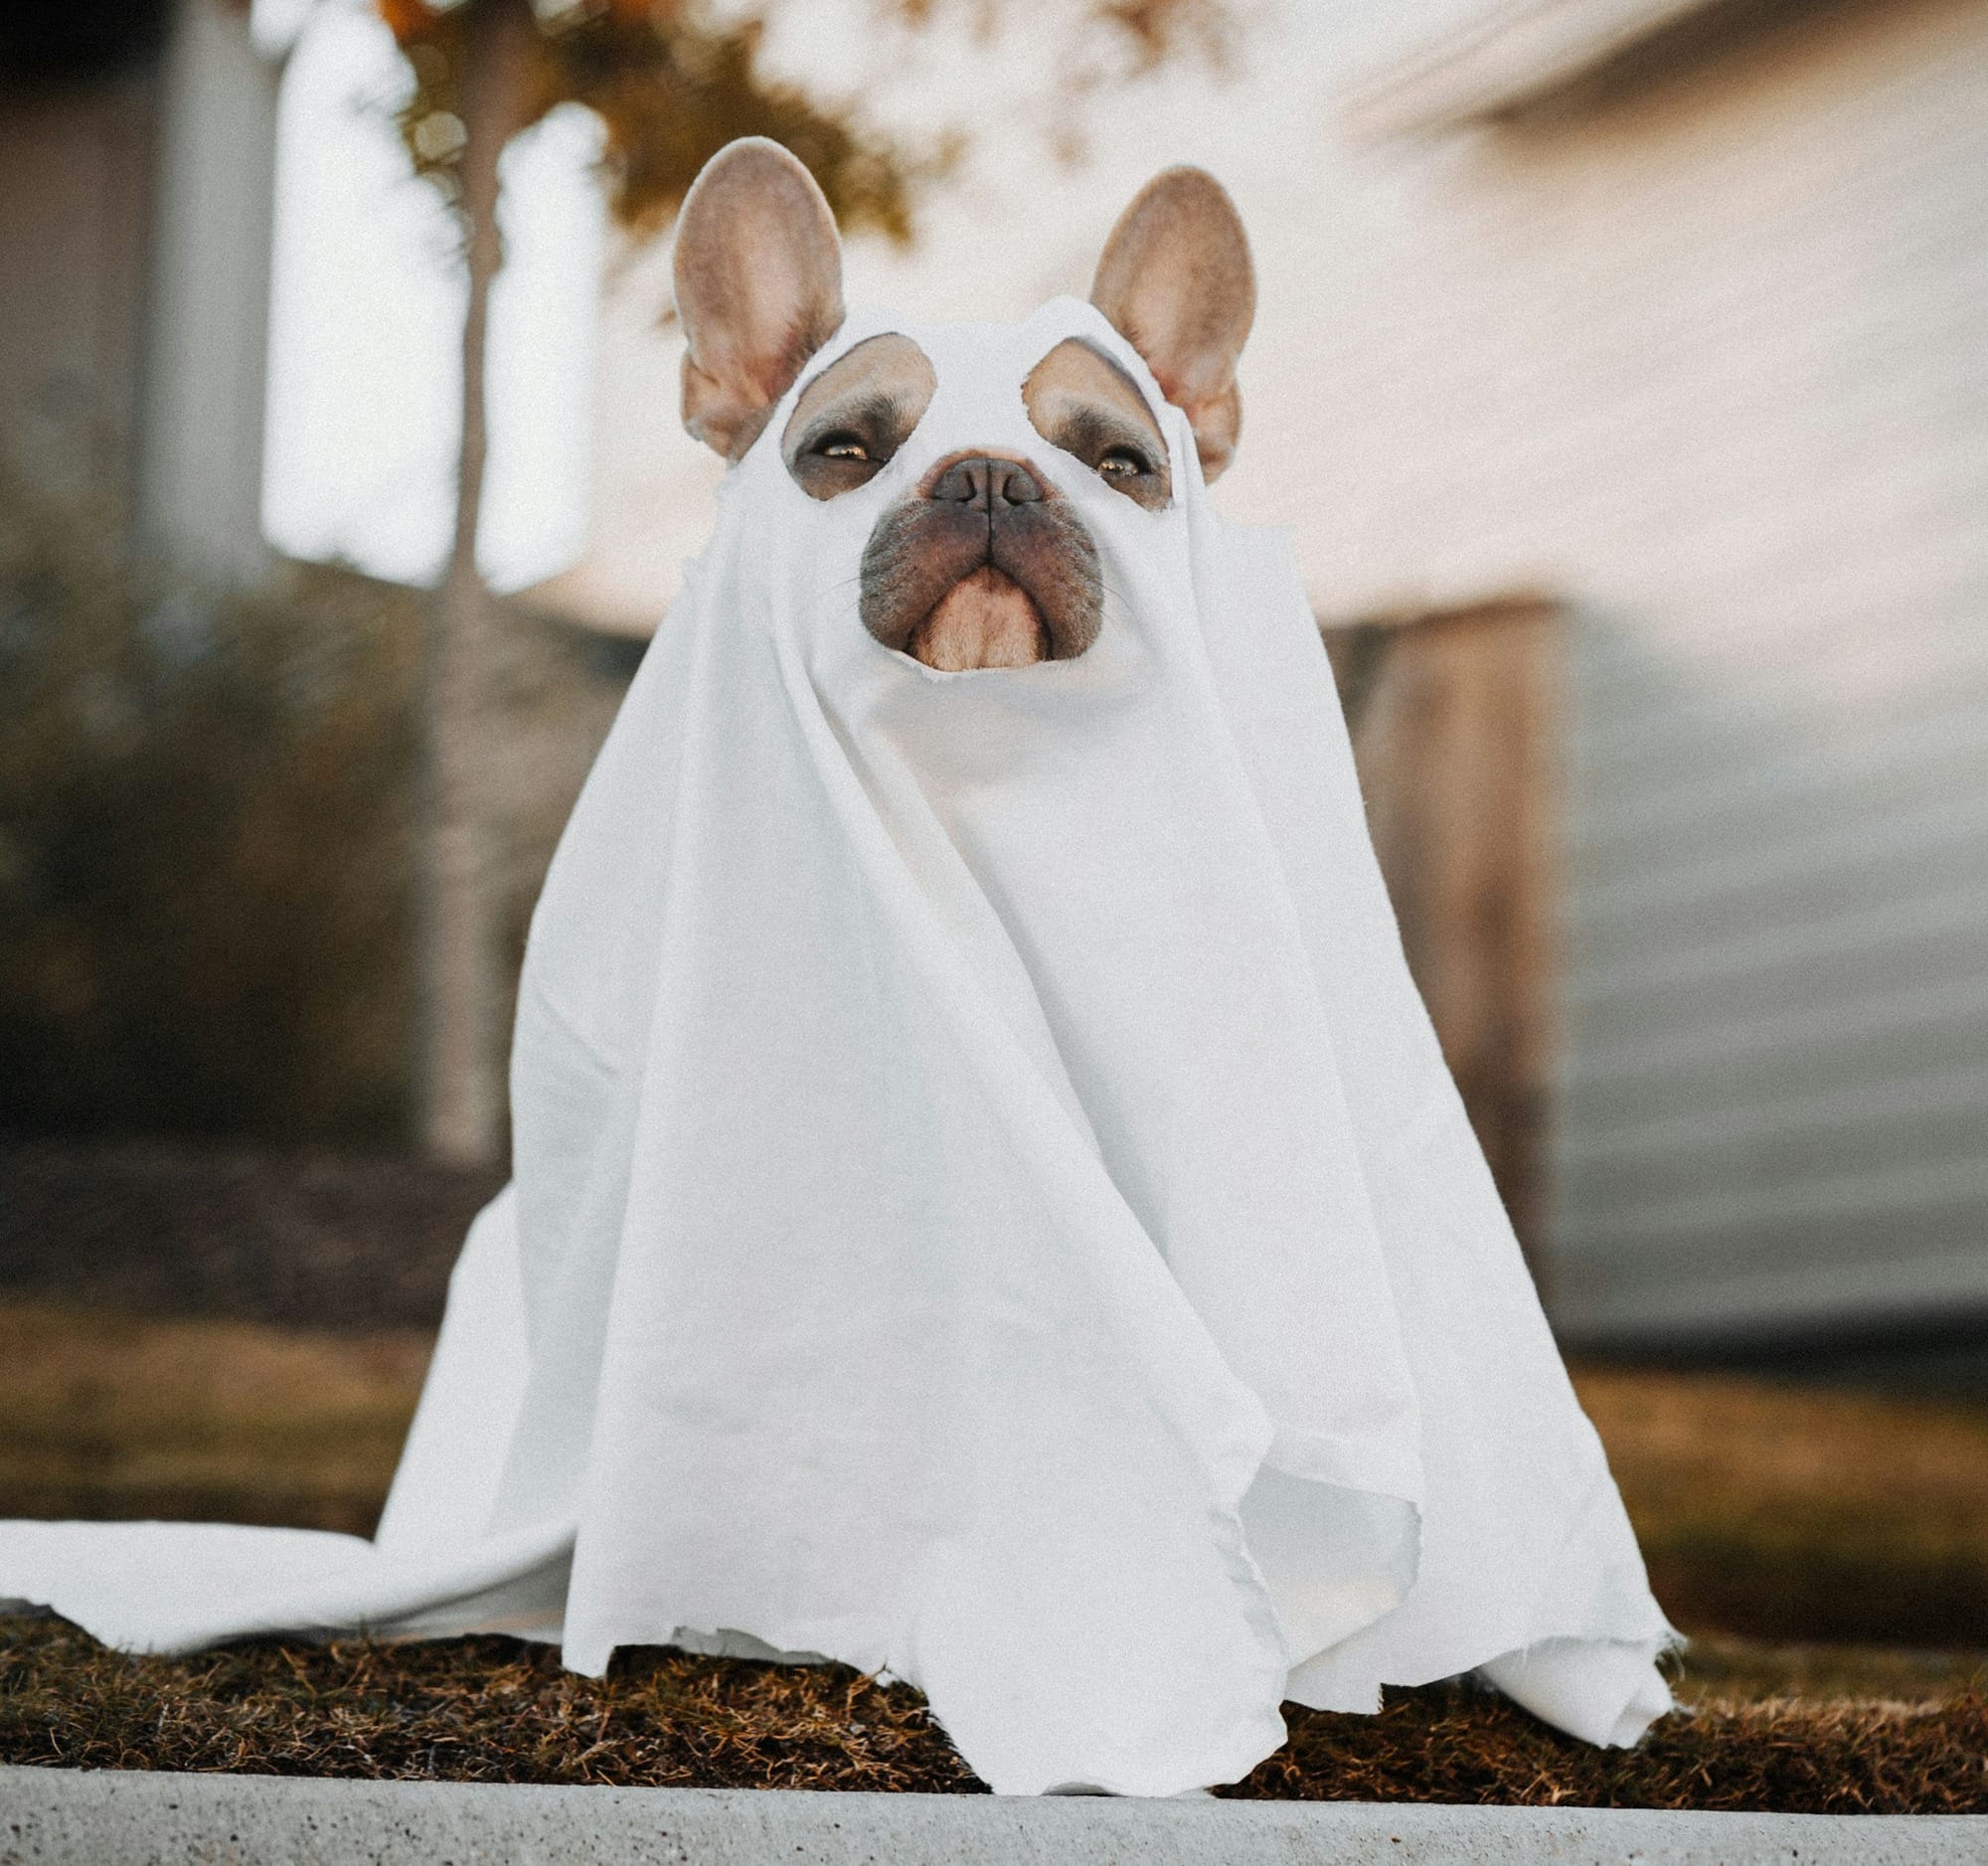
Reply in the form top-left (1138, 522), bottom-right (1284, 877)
top-left (670, 139), bottom-right (1255, 671)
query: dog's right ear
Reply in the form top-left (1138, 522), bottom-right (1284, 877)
top-left (674, 139), bottom-right (845, 462)
top-left (1090, 167), bottom-right (1254, 481)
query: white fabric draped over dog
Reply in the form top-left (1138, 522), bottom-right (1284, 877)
top-left (0, 300), bottom-right (1674, 1796)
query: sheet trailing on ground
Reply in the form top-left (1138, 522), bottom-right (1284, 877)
top-left (0, 300), bottom-right (1674, 1795)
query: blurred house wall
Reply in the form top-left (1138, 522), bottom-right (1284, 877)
top-left (0, 69), bottom-right (156, 501)
top-left (0, 0), bottom-right (275, 579)
top-left (1294, 0), bottom-right (1988, 1350)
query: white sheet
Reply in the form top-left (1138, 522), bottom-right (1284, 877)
top-left (0, 299), bottom-right (1674, 1794)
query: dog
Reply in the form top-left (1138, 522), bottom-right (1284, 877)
top-left (669, 139), bottom-right (1255, 671)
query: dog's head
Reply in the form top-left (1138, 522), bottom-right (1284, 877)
top-left (672, 139), bottom-right (1254, 672)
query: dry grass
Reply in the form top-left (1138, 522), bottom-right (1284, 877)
top-left (1577, 1365), bottom-right (1988, 1645)
top-left (2, 1617), bottom-right (1983, 1809)
top-left (0, 1304), bottom-right (429, 1536)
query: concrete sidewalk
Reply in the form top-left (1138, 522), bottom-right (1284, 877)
top-left (4, 1767), bottom-right (1986, 1864)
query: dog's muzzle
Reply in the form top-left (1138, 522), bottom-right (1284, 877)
top-left (859, 452), bottom-right (1103, 670)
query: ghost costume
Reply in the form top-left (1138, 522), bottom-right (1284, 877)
top-left (0, 299), bottom-right (1674, 1795)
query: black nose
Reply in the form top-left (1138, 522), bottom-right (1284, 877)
top-left (929, 455), bottom-right (1044, 511)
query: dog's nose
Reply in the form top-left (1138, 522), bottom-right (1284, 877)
top-left (929, 455), bottom-right (1045, 511)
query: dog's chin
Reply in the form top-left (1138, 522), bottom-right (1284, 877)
top-left (907, 567), bottom-right (1049, 672)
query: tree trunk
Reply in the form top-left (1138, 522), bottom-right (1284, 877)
top-left (417, 0), bottom-right (532, 1164)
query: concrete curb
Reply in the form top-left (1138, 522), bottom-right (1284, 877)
top-left (4, 1767), bottom-right (1987, 1865)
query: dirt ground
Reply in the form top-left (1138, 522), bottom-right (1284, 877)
top-left (0, 1136), bottom-right (501, 1330)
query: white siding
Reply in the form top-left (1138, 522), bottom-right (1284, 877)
top-left (1525, 6), bottom-right (1988, 1339)
top-left (1244, 0), bottom-right (1988, 1341)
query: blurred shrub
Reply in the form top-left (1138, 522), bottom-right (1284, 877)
top-left (0, 461), bottom-right (634, 1143)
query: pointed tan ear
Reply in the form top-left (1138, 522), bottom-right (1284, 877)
top-left (1090, 167), bottom-right (1254, 480)
top-left (674, 139), bottom-right (845, 462)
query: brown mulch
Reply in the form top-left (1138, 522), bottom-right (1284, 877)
top-left (0, 1623), bottom-right (977, 1795)
top-left (1242, 1680), bottom-right (1988, 1812)
top-left (2, 1618), bottom-right (1985, 1811)
top-left (0, 1138), bottom-right (500, 1331)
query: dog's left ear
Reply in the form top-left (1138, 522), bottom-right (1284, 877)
top-left (1090, 167), bottom-right (1254, 480)
top-left (674, 138), bottom-right (846, 461)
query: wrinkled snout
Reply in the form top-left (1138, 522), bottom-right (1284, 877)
top-left (859, 451), bottom-right (1103, 672)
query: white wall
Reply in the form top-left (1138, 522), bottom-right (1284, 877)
top-left (1321, 0), bottom-right (1988, 1343)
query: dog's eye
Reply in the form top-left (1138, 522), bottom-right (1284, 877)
top-left (1097, 448), bottom-right (1148, 478)
top-left (815, 433), bottom-right (870, 461)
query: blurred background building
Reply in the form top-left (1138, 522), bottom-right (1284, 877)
top-left (0, 0), bottom-right (277, 580)
top-left (2, 0), bottom-right (1984, 1372)
top-left (1297, 0), bottom-right (1988, 1372)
